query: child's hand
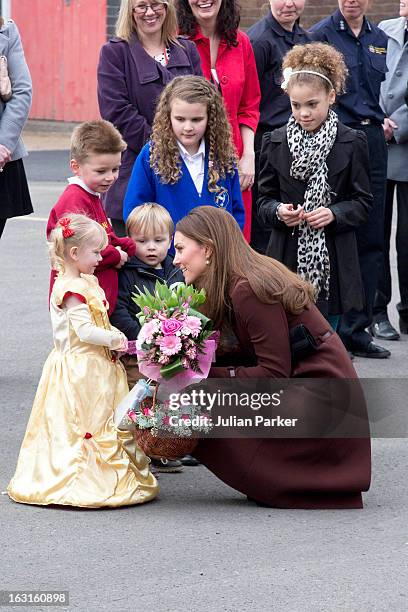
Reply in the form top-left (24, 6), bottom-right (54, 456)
top-left (115, 247), bottom-right (129, 268)
top-left (303, 207), bottom-right (334, 229)
top-left (115, 336), bottom-right (129, 355)
top-left (277, 203), bottom-right (304, 227)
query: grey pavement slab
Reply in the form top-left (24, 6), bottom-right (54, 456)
top-left (24, 151), bottom-right (70, 183)
top-left (0, 180), bottom-right (407, 611)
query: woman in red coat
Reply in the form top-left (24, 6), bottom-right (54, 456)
top-left (173, 206), bottom-right (371, 509)
top-left (176, 0), bottom-right (260, 241)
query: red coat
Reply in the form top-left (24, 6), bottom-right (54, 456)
top-left (188, 28), bottom-right (261, 240)
top-left (47, 184), bottom-right (136, 314)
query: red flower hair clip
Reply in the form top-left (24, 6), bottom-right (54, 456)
top-left (59, 217), bottom-right (75, 238)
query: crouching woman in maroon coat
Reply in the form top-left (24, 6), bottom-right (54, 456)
top-left (173, 206), bottom-right (371, 509)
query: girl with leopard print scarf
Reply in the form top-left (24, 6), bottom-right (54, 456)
top-left (258, 43), bottom-right (372, 331)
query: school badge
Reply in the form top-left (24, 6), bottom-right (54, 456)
top-left (215, 188), bottom-right (229, 209)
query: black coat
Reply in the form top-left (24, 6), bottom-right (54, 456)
top-left (110, 255), bottom-right (184, 340)
top-left (257, 122), bottom-right (373, 314)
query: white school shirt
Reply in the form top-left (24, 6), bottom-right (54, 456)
top-left (177, 139), bottom-right (206, 196)
top-left (67, 176), bottom-right (100, 197)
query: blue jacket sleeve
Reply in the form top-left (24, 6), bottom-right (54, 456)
top-left (230, 168), bottom-right (245, 231)
top-left (123, 144), bottom-right (156, 221)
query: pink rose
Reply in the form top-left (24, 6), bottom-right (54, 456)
top-left (181, 316), bottom-right (202, 338)
top-left (157, 335), bottom-right (182, 356)
top-left (161, 318), bottom-right (183, 336)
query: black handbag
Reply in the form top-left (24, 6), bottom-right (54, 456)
top-left (289, 324), bottom-right (319, 364)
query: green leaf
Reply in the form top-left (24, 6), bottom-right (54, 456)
top-left (160, 357), bottom-right (185, 379)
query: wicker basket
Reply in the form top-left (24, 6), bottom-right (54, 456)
top-left (134, 383), bottom-right (197, 460)
top-left (134, 428), bottom-right (197, 461)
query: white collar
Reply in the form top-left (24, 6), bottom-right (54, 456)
top-left (67, 176), bottom-right (100, 197)
top-left (177, 139), bottom-right (206, 160)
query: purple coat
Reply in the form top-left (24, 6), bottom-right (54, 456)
top-left (97, 34), bottom-right (202, 220)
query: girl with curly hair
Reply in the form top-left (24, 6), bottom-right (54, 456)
top-left (176, 0), bottom-right (260, 242)
top-left (258, 42), bottom-right (373, 333)
top-left (123, 75), bottom-right (245, 232)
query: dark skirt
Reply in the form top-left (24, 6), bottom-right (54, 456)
top-left (0, 158), bottom-right (33, 219)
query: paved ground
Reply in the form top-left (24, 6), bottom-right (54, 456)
top-left (0, 145), bottom-right (407, 611)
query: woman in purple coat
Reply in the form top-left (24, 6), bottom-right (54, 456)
top-left (97, 0), bottom-right (202, 236)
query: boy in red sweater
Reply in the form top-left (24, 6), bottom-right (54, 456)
top-left (47, 120), bottom-right (135, 314)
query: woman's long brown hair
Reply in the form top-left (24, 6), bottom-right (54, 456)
top-left (176, 207), bottom-right (315, 329)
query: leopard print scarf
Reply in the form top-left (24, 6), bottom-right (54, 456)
top-left (287, 109), bottom-right (338, 301)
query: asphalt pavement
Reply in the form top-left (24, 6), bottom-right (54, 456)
top-left (0, 151), bottom-right (407, 612)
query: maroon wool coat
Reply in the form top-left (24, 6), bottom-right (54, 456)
top-left (97, 34), bottom-right (202, 220)
top-left (194, 280), bottom-right (371, 509)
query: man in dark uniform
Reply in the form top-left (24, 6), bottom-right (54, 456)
top-left (311, 0), bottom-right (391, 358)
top-left (248, 0), bottom-right (311, 253)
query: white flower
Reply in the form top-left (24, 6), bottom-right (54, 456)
top-left (281, 67), bottom-right (293, 91)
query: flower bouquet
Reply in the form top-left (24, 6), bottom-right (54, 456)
top-left (114, 282), bottom-right (218, 460)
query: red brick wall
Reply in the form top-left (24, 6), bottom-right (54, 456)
top-left (241, 1), bottom-right (399, 30)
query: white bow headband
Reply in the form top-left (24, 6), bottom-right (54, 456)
top-left (281, 67), bottom-right (334, 91)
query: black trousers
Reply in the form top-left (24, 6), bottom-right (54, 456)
top-left (250, 127), bottom-right (272, 254)
top-left (373, 179), bottom-right (408, 323)
top-left (339, 124), bottom-right (388, 350)
top-left (0, 218), bottom-right (6, 238)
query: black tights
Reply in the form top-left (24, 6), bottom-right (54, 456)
top-left (0, 219), bottom-right (6, 239)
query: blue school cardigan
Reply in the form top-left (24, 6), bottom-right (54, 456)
top-left (123, 142), bottom-right (245, 230)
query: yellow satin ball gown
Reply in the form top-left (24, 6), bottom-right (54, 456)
top-left (7, 274), bottom-right (159, 508)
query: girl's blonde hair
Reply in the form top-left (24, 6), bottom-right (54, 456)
top-left (48, 214), bottom-right (108, 273)
top-left (126, 202), bottom-right (174, 236)
top-left (282, 42), bottom-right (348, 95)
top-left (115, 0), bottom-right (179, 46)
top-left (176, 207), bottom-right (315, 329)
top-left (150, 76), bottom-right (237, 194)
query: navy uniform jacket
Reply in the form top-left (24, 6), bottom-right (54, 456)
top-left (110, 255), bottom-right (184, 340)
top-left (310, 9), bottom-right (388, 125)
top-left (248, 12), bottom-right (311, 132)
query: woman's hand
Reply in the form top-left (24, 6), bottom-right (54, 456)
top-left (383, 117), bottom-right (398, 142)
top-left (0, 144), bottom-right (12, 170)
top-left (238, 151), bottom-right (255, 192)
top-left (277, 203), bottom-right (304, 227)
top-left (303, 207), bottom-right (334, 229)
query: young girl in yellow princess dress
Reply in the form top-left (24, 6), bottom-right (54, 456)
top-left (8, 213), bottom-right (158, 508)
